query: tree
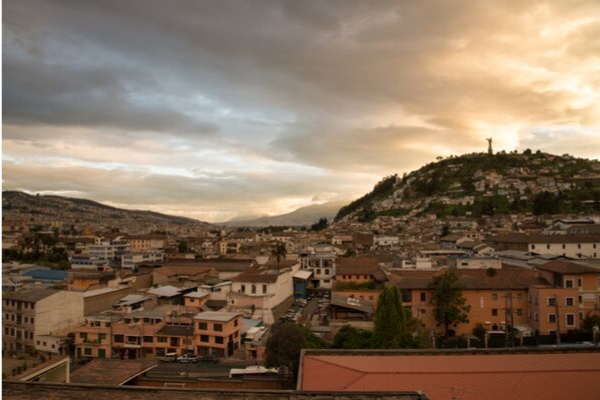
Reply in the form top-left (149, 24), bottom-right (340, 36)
top-left (582, 315), bottom-right (600, 332)
top-left (265, 322), bottom-right (306, 382)
top-left (265, 322), bottom-right (329, 383)
top-left (371, 286), bottom-right (414, 348)
top-left (178, 240), bottom-right (189, 253)
top-left (271, 241), bottom-right (287, 266)
top-left (310, 217), bottom-right (328, 231)
top-left (429, 269), bottom-right (470, 336)
top-left (332, 325), bottom-right (373, 349)
top-left (472, 323), bottom-right (486, 342)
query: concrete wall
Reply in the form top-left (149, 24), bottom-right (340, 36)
top-left (36, 291), bottom-right (85, 336)
top-left (84, 287), bottom-right (134, 316)
top-left (2, 382), bottom-right (426, 400)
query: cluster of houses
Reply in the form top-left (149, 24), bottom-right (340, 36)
top-left (2, 215), bottom-right (600, 368)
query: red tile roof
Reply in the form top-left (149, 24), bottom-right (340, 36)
top-left (300, 351), bottom-right (600, 400)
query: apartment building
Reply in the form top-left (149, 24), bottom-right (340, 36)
top-left (3, 289), bottom-right (84, 354)
top-left (527, 285), bottom-right (580, 335)
top-left (111, 310), bottom-right (166, 359)
top-left (299, 245), bottom-right (336, 289)
top-left (229, 260), bottom-right (300, 323)
top-left (89, 237), bottom-right (130, 263)
top-left (388, 266), bottom-right (545, 335)
top-left (534, 260), bottom-right (600, 326)
top-left (193, 311), bottom-right (242, 357)
top-left (74, 315), bottom-right (114, 358)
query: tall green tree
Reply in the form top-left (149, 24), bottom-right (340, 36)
top-left (265, 322), bottom-right (306, 382)
top-left (271, 241), bottom-right (287, 265)
top-left (429, 269), bottom-right (470, 336)
top-left (371, 286), bottom-right (415, 348)
top-left (265, 322), bottom-right (329, 383)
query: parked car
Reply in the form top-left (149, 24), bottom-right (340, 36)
top-left (157, 352), bottom-right (178, 363)
top-left (176, 354), bottom-right (202, 363)
top-left (198, 354), bottom-right (220, 364)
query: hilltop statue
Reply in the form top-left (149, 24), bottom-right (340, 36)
top-left (487, 137), bottom-right (493, 155)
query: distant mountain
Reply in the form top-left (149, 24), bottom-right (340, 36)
top-left (221, 201), bottom-right (346, 227)
top-left (335, 151), bottom-right (600, 222)
top-left (2, 191), bottom-right (211, 233)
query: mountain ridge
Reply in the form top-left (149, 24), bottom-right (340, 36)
top-left (220, 201), bottom-right (345, 227)
top-left (2, 190), bottom-right (211, 233)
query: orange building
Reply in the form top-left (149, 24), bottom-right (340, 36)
top-left (388, 266), bottom-right (547, 336)
top-left (535, 260), bottom-right (600, 322)
top-left (334, 256), bottom-right (387, 310)
top-left (193, 311), bottom-right (242, 357)
top-left (75, 315), bottom-right (115, 359)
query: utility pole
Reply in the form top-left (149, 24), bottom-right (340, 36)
top-left (554, 295), bottom-right (561, 345)
top-left (504, 288), bottom-right (514, 347)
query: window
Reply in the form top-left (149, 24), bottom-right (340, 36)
top-left (317, 269), bottom-right (322, 275)
top-left (99, 333), bottom-right (106, 341)
top-left (157, 336), bottom-right (167, 343)
top-left (79, 333), bottom-right (88, 340)
top-left (200, 335), bottom-right (209, 342)
top-left (577, 244), bottom-right (581, 249)
top-left (548, 314), bottom-right (557, 323)
top-left (547, 244), bottom-right (550, 250)
top-left (492, 293), bottom-right (498, 301)
top-left (578, 279), bottom-right (582, 287)
top-left (114, 335), bottom-right (124, 343)
top-left (198, 322), bottom-right (208, 330)
top-left (548, 297), bottom-right (556, 307)
top-left (325, 269), bottom-right (330, 275)
top-left (234, 318), bottom-right (238, 327)
top-left (215, 336), bottom-right (224, 344)
top-left (565, 297), bottom-right (574, 306)
top-left (143, 336), bottom-right (153, 343)
top-left (516, 309), bottom-right (523, 316)
top-left (240, 284), bottom-right (245, 293)
top-left (401, 290), bottom-right (411, 303)
top-left (420, 292), bottom-right (426, 302)
top-left (251, 285), bottom-right (256, 294)
top-left (579, 296), bottom-right (582, 304)
top-left (517, 294), bottom-right (523, 301)
top-left (84, 348), bottom-right (92, 356)
top-left (565, 279), bottom-right (574, 288)
top-left (562, 244), bottom-right (566, 249)
top-left (262, 284), bottom-right (267, 294)
top-left (566, 314), bottom-right (575, 327)
top-left (214, 323), bottom-right (223, 332)
top-left (534, 312), bottom-right (538, 321)
top-left (491, 309), bottom-right (498, 317)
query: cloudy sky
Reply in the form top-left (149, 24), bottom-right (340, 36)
top-left (3, 0), bottom-right (600, 222)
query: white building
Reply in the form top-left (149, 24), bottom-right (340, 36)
top-left (374, 235), bottom-right (400, 248)
top-left (229, 260), bottom-right (301, 324)
top-left (88, 237), bottom-right (130, 263)
top-left (298, 245), bottom-right (336, 289)
top-left (121, 252), bottom-right (164, 269)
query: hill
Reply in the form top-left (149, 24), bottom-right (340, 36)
top-left (2, 191), bottom-right (211, 233)
top-left (221, 201), bottom-right (345, 227)
top-left (335, 151), bottom-right (600, 222)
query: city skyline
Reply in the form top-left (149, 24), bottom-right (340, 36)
top-left (3, 0), bottom-right (600, 222)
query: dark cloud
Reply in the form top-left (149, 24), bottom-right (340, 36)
top-left (2, 0), bottom-right (599, 220)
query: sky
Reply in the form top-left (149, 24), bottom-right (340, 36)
top-left (2, 0), bottom-right (600, 222)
